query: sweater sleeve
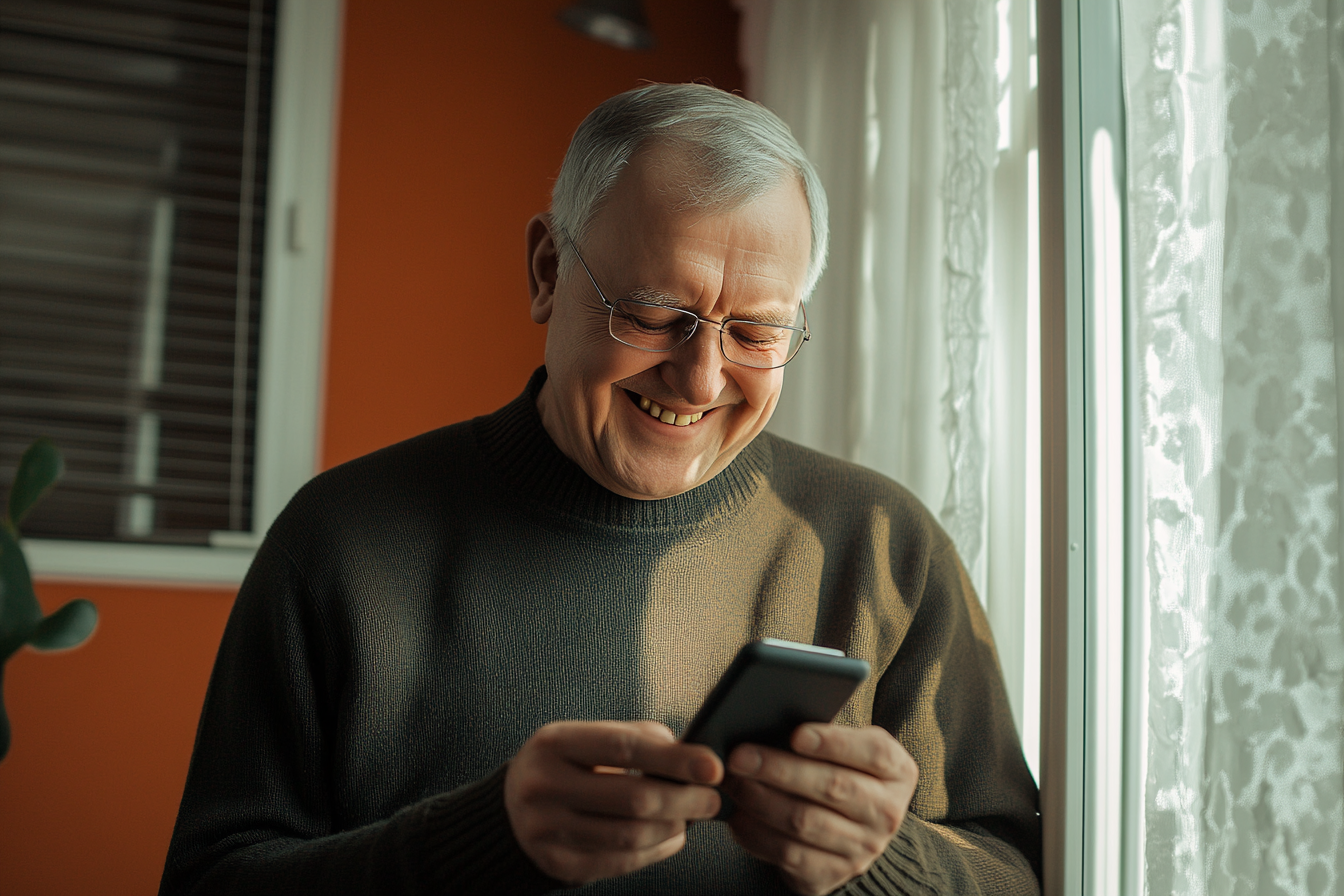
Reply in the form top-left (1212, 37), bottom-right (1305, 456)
top-left (841, 514), bottom-right (1042, 895)
top-left (158, 538), bottom-right (561, 896)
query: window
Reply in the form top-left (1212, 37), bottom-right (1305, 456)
top-left (1, 0), bottom-right (341, 583)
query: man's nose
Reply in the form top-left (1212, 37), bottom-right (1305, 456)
top-left (660, 322), bottom-right (726, 407)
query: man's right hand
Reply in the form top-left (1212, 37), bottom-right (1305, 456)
top-left (504, 720), bottom-right (724, 885)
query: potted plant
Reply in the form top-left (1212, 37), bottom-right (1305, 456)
top-left (0, 437), bottom-right (98, 760)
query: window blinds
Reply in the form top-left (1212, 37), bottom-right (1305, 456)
top-left (0, 0), bottom-right (277, 544)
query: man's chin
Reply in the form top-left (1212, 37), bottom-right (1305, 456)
top-left (602, 473), bottom-right (703, 502)
top-left (597, 455), bottom-right (716, 501)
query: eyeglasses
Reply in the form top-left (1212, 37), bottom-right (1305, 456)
top-left (561, 232), bottom-right (810, 370)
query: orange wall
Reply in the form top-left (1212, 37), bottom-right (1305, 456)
top-left (324, 0), bottom-right (744, 466)
top-left (0, 584), bottom-right (237, 895)
top-left (0, 2), bottom-right (742, 894)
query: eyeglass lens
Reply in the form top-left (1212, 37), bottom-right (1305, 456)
top-left (609, 300), bottom-right (805, 369)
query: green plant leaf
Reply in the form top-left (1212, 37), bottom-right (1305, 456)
top-left (28, 599), bottom-right (97, 651)
top-left (8, 438), bottom-right (63, 527)
top-left (0, 524), bottom-right (40, 657)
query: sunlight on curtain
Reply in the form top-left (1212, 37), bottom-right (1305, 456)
top-left (739, 0), bottom-right (958, 537)
top-left (1121, 0), bottom-right (1344, 892)
top-left (736, 0), bottom-right (1042, 777)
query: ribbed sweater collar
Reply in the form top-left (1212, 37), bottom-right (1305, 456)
top-left (472, 367), bottom-right (772, 530)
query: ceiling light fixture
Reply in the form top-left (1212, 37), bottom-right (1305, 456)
top-left (557, 0), bottom-right (655, 51)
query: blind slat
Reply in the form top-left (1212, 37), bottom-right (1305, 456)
top-left (1, 13), bottom-right (260, 66)
top-left (1, 427), bottom-right (236, 457)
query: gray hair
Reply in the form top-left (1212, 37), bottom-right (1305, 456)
top-left (550, 83), bottom-right (829, 298)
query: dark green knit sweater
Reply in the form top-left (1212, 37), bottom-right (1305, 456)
top-left (160, 370), bottom-right (1040, 895)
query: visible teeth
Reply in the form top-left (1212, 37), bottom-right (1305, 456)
top-left (637, 394), bottom-right (705, 426)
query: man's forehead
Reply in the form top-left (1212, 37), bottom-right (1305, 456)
top-left (581, 145), bottom-right (811, 305)
top-left (594, 159), bottom-right (808, 259)
top-left (600, 144), bottom-right (805, 235)
top-left (622, 141), bottom-right (749, 206)
top-left (623, 281), bottom-right (801, 325)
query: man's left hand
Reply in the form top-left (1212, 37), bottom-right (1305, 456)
top-left (723, 724), bottom-right (918, 896)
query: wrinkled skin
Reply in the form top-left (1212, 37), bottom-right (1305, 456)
top-left (525, 146), bottom-right (809, 501)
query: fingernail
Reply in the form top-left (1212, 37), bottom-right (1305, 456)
top-left (729, 746), bottom-right (762, 775)
top-left (796, 726), bottom-right (822, 753)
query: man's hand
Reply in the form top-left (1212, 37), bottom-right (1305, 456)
top-left (723, 724), bottom-right (918, 896)
top-left (504, 720), bottom-right (724, 885)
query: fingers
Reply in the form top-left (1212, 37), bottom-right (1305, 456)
top-left (504, 720), bottom-right (725, 886)
top-left (513, 727), bottom-right (722, 824)
top-left (791, 724), bottom-right (919, 785)
top-left (722, 725), bottom-right (919, 895)
top-left (728, 727), bottom-right (915, 831)
top-left (559, 763), bottom-right (723, 820)
top-left (545, 720), bottom-right (724, 786)
top-left (544, 812), bottom-right (688, 854)
top-left (726, 803), bottom-right (873, 896)
top-left (726, 775), bottom-right (888, 860)
top-left (727, 743), bottom-right (894, 833)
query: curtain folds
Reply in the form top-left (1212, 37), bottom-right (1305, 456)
top-left (739, 0), bottom-right (1000, 593)
top-left (737, 0), bottom-right (1038, 751)
top-left (743, 1), bottom-right (957, 550)
top-left (1121, 0), bottom-right (1344, 892)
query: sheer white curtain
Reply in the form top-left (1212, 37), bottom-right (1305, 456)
top-left (736, 0), bottom-right (1040, 766)
top-left (1121, 0), bottom-right (1344, 892)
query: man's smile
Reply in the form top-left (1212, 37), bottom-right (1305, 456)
top-left (627, 389), bottom-right (707, 427)
top-left (529, 141), bottom-right (808, 500)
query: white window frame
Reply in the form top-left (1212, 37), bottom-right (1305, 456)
top-left (1038, 0), bottom-right (1134, 893)
top-left (25, 0), bottom-right (345, 587)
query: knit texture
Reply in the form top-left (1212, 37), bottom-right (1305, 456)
top-left (160, 369), bottom-right (1040, 895)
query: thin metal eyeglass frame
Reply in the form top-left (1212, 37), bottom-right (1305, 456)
top-left (560, 231), bottom-right (810, 370)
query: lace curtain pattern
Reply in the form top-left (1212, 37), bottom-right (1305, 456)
top-left (1122, 0), bottom-right (1344, 892)
top-left (942, 0), bottom-right (999, 591)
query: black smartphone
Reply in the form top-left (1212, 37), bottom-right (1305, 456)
top-left (681, 638), bottom-right (870, 761)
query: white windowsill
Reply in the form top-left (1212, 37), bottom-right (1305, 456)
top-left (26, 539), bottom-right (256, 588)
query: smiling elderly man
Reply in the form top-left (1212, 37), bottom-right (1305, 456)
top-left (160, 84), bottom-right (1040, 896)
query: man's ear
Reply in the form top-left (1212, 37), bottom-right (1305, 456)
top-left (526, 213), bottom-right (558, 324)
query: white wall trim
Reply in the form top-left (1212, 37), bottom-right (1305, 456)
top-left (248, 0), bottom-right (344, 542)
